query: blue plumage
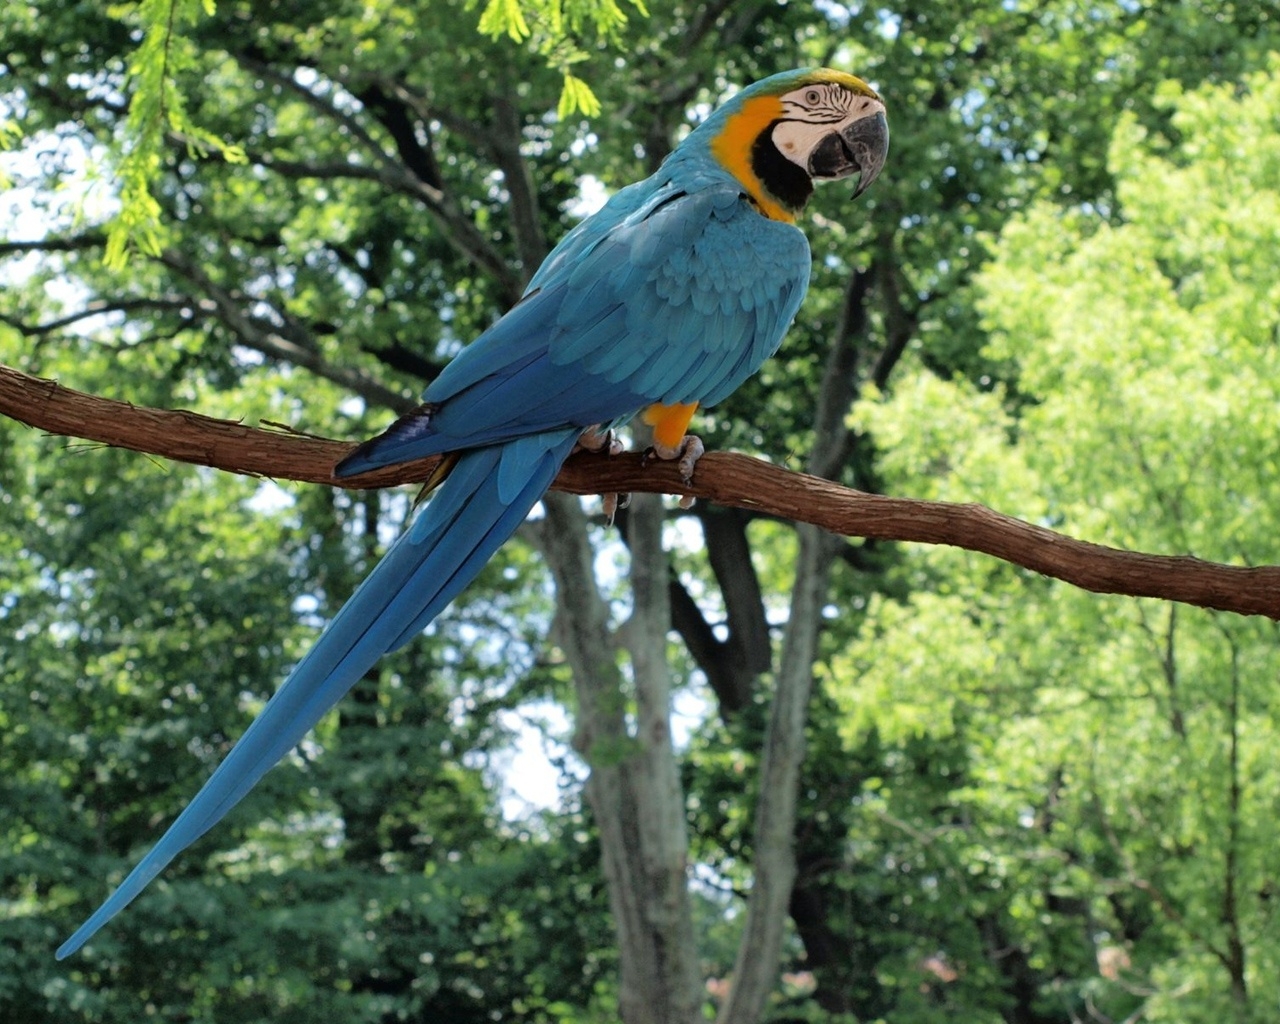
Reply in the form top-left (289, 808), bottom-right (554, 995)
top-left (58, 67), bottom-right (887, 958)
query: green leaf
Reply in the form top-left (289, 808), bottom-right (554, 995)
top-left (476, 0), bottom-right (531, 42)
top-left (557, 73), bottom-right (601, 119)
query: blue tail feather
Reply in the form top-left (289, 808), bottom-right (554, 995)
top-left (56, 431), bottom-right (579, 959)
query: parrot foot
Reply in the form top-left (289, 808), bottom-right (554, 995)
top-left (577, 426), bottom-right (630, 527)
top-left (575, 426), bottom-right (625, 457)
top-left (642, 433), bottom-right (704, 507)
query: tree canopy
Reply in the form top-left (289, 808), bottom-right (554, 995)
top-left (2, 2), bottom-right (1279, 1022)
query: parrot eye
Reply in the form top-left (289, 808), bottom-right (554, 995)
top-left (804, 88), bottom-right (822, 106)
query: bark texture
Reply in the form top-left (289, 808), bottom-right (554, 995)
top-left (536, 492), bottom-right (703, 1024)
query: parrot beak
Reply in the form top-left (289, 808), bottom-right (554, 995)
top-left (806, 105), bottom-right (889, 199)
top-left (844, 108), bottom-right (889, 199)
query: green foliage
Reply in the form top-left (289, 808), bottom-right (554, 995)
top-left (0, 117), bottom-right (19, 188)
top-left (839, 61), bottom-right (1280, 1022)
top-left (0, 332), bottom-right (613, 1019)
top-left (4, 0), bottom-right (1280, 1020)
top-left (104, 0), bottom-right (246, 268)
top-left (104, 0), bottom-right (646, 264)
top-left (472, 0), bottom-right (647, 117)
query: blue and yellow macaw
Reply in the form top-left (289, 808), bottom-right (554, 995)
top-left (57, 68), bottom-right (887, 958)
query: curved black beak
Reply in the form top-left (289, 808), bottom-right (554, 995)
top-left (844, 108), bottom-right (889, 199)
top-left (806, 105), bottom-right (889, 199)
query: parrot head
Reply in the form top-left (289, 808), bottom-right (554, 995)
top-left (696, 68), bottom-right (889, 222)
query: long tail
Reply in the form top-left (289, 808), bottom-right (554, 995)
top-left (57, 430), bottom-right (579, 959)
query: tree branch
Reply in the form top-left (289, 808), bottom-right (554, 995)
top-left (237, 149), bottom-right (390, 183)
top-left (698, 505), bottom-right (772, 712)
top-left (0, 233), bottom-right (107, 256)
top-left (490, 92), bottom-right (550, 279)
top-left (0, 297), bottom-right (197, 337)
top-left (615, 502), bottom-right (766, 718)
top-left (228, 52), bottom-right (524, 304)
top-left (155, 248), bottom-right (415, 415)
top-left (3, 360), bottom-right (1278, 620)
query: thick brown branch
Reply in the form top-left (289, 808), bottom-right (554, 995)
top-left (3, 361), bottom-right (1278, 620)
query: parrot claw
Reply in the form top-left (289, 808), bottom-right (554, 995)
top-left (642, 432), bottom-right (704, 506)
top-left (577, 426), bottom-right (629, 526)
top-left (601, 490), bottom-right (632, 527)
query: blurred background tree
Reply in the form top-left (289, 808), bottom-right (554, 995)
top-left (1, 1), bottom-right (1277, 1021)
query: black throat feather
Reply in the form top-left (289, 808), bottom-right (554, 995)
top-left (750, 122), bottom-right (813, 215)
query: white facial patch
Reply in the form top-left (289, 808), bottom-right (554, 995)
top-left (772, 83), bottom-right (881, 169)
top-left (772, 118), bottom-right (838, 168)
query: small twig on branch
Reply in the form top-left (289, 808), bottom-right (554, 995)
top-left (2, 360), bottom-right (1278, 620)
top-left (0, 297), bottom-right (197, 337)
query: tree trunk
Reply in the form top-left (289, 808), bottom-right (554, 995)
top-left (717, 522), bottom-right (837, 1023)
top-left (719, 263), bottom-right (881, 1018)
top-left (536, 491), bottom-right (703, 1024)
